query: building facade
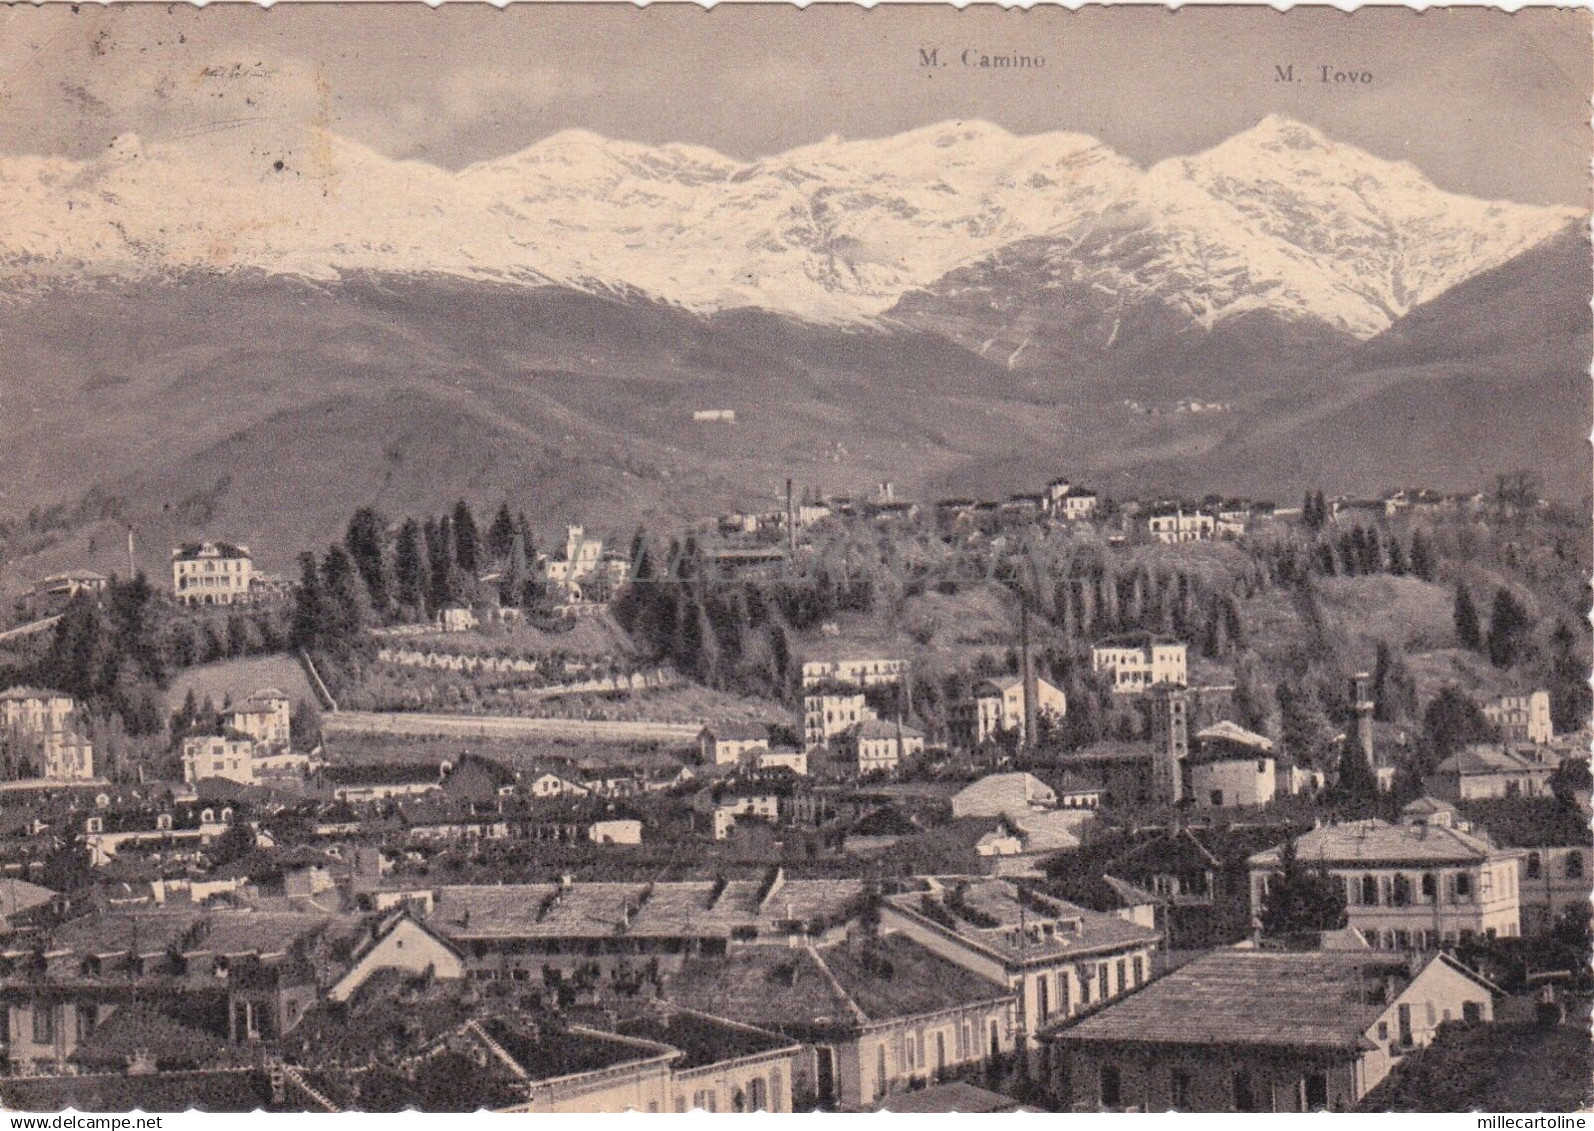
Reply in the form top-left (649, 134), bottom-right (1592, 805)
top-left (1249, 820), bottom-right (1524, 949)
top-left (1091, 639), bottom-right (1188, 694)
top-left (171, 542), bottom-right (255, 606)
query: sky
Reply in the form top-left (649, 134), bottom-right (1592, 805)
top-left (0, 4), bottom-right (1587, 206)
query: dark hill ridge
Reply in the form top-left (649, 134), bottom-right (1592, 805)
top-left (1110, 224), bottom-right (1593, 505)
top-left (0, 228), bottom-right (1587, 590)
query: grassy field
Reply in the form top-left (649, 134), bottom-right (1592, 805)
top-left (1239, 574), bottom-right (1455, 669)
top-left (166, 652), bottom-right (316, 711)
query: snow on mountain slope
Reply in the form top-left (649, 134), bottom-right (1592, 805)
top-left (0, 114), bottom-right (1577, 331)
top-left (893, 115), bottom-right (1580, 346)
top-left (1122, 115), bottom-right (1581, 335)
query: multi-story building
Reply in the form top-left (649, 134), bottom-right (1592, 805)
top-left (1483, 691), bottom-right (1554, 745)
top-left (182, 734), bottom-right (260, 786)
top-left (1424, 745), bottom-right (1556, 801)
top-left (698, 722), bottom-right (771, 766)
top-left (171, 542), bottom-right (255, 606)
top-left (1091, 636), bottom-right (1188, 694)
top-left (665, 932), bottom-right (1017, 1110)
top-left (544, 525), bottom-right (604, 580)
top-left (0, 907), bottom-right (368, 1075)
top-left (1453, 797), bottom-right (1591, 935)
top-left (37, 731), bottom-right (95, 782)
top-left (1045, 480), bottom-right (1099, 521)
top-left (953, 676), bottom-right (1067, 746)
top-left (0, 687), bottom-right (78, 737)
top-left (804, 691), bottom-right (872, 749)
top-left (836, 719), bottom-right (924, 776)
top-left (1188, 721), bottom-right (1277, 808)
top-left (800, 658), bottom-right (907, 690)
top-left (1248, 819), bottom-right (1524, 950)
top-left (1144, 507), bottom-right (1215, 544)
top-left (881, 880), bottom-right (1160, 1040)
top-left (1045, 948), bottom-right (1499, 1112)
top-left (410, 877), bottom-right (867, 983)
top-left (226, 688), bottom-right (292, 749)
top-left (0, 687), bottom-right (93, 781)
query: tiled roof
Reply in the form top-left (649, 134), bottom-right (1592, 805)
top-left (886, 881), bottom-right (1159, 966)
top-left (1048, 949), bottom-right (1421, 1051)
top-left (1249, 819), bottom-right (1503, 868)
top-left (1194, 720), bottom-right (1274, 754)
top-left (1434, 745), bottom-right (1545, 776)
top-left (875, 1081), bottom-right (1021, 1113)
top-left (663, 935), bottom-right (1009, 1031)
top-left (615, 1009), bottom-right (796, 1069)
top-left (425, 879), bottom-right (865, 941)
top-left (0, 686), bottom-right (69, 702)
top-left (852, 719), bottom-right (923, 741)
top-left (701, 722), bottom-right (770, 742)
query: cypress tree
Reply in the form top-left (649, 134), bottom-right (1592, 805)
top-left (452, 501), bottom-right (481, 576)
top-left (1453, 584), bottom-right (1482, 650)
top-left (1409, 529), bottom-right (1435, 581)
top-left (292, 551), bottom-right (326, 651)
top-left (487, 504), bottom-right (517, 564)
top-left (344, 506), bottom-right (392, 615)
top-left (1486, 587), bottom-right (1533, 669)
top-left (394, 519), bottom-right (428, 614)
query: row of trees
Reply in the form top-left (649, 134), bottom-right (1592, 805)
top-left (1453, 583), bottom-right (1534, 668)
top-left (293, 501), bottom-right (550, 658)
top-left (24, 576), bottom-right (290, 737)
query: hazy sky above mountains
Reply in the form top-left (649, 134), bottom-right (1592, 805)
top-left (0, 5), bottom-right (1586, 207)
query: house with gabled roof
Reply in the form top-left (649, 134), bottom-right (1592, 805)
top-left (1042, 947), bottom-right (1500, 1112)
top-left (881, 879), bottom-right (1160, 1040)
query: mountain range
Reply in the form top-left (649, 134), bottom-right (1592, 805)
top-left (2, 114), bottom-right (1577, 335)
top-left (0, 115), bottom-right (1586, 586)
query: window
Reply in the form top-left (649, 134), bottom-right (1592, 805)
top-left (1098, 965), bottom-right (1109, 1001)
top-left (1116, 960), bottom-right (1127, 995)
top-left (1100, 1065), bottom-right (1122, 1109)
top-left (32, 1006), bottom-right (54, 1045)
top-left (1059, 974), bottom-right (1071, 1017)
top-left (75, 1005), bottom-right (96, 1042)
top-left (1480, 870), bottom-right (1493, 895)
top-left (1232, 1071), bottom-right (1257, 1112)
top-left (1567, 852), bottom-right (1585, 880)
top-left (1454, 873), bottom-right (1472, 901)
top-left (1132, 956), bottom-right (1144, 986)
top-left (1420, 873), bottom-right (1438, 902)
top-left (1171, 1070), bottom-right (1191, 1109)
top-left (1361, 875), bottom-right (1378, 905)
top-left (877, 1044), bottom-right (888, 1100)
top-left (1391, 875), bottom-right (1411, 907)
top-left (1210, 790), bottom-right (1224, 806)
top-left (1397, 1004), bottom-right (1413, 1047)
top-left (1463, 1001), bottom-right (1484, 1024)
top-left (1394, 930), bottom-right (1410, 950)
top-left (1304, 1073), bottom-right (1329, 1111)
top-left (1527, 852), bottom-right (1542, 880)
top-left (1036, 975), bottom-right (1050, 1021)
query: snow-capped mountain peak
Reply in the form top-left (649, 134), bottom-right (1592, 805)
top-left (0, 115), bottom-right (1577, 334)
